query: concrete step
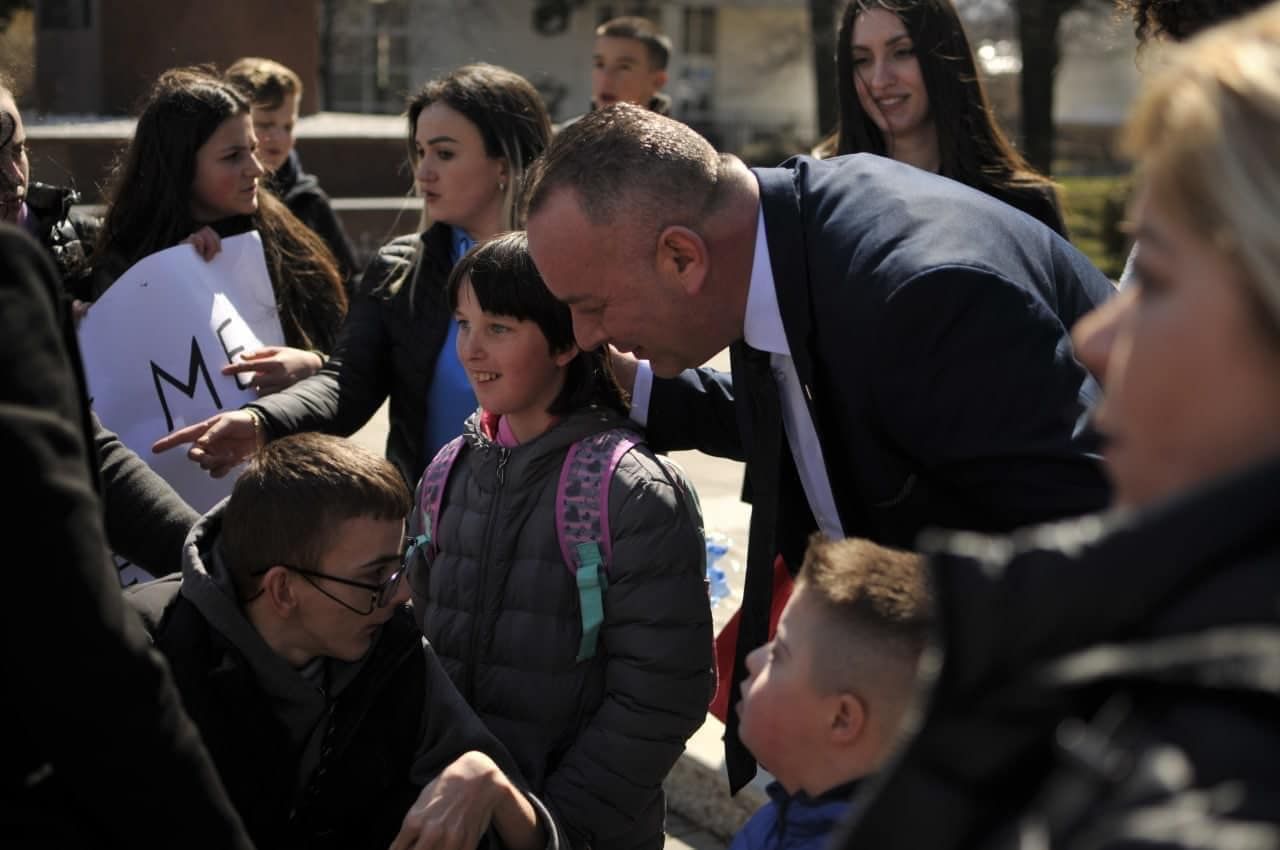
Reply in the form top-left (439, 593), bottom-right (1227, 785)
top-left (26, 112), bottom-right (412, 202)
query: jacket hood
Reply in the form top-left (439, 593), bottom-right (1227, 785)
top-left (180, 502), bottom-right (378, 748)
top-left (461, 403), bottom-right (637, 477)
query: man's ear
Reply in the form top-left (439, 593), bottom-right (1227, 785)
top-left (261, 566), bottom-right (299, 617)
top-left (653, 69), bottom-right (669, 93)
top-left (656, 225), bottom-right (708, 296)
top-left (830, 692), bottom-right (867, 746)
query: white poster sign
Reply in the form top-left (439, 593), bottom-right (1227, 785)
top-left (79, 232), bottom-right (284, 529)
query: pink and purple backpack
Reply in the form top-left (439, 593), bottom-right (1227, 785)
top-left (406, 427), bottom-right (702, 662)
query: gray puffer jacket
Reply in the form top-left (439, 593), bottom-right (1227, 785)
top-left (411, 406), bottom-right (715, 850)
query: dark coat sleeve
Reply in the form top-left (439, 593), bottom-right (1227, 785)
top-left (93, 412), bottom-right (200, 578)
top-left (0, 225), bottom-right (255, 850)
top-left (866, 266), bottom-right (1108, 532)
top-left (645, 365), bottom-right (745, 460)
top-left (540, 451), bottom-right (715, 847)
top-left (409, 639), bottom-right (564, 849)
top-left (248, 248), bottom-right (403, 440)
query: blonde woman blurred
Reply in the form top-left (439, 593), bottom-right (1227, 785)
top-left (834, 5), bottom-right (1280, 846)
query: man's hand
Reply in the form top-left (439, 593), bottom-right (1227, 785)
top-left (222, 346), bottom-right (324, 395)
top-left (184, 226), bottom-right (222, 262)
top-left (151, 410), bottom-right (259, 478)
top-left (391, 751), bottom-right (544, 850)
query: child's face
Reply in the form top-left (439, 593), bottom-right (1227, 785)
top-left (251, 92), bottom-right (299, 173)
top-left (737, 584), bottom-right (839, 792)
top-left (591, 36), bottom-right (668, 109)
top-left (455, 279), bottom-right (577, 440)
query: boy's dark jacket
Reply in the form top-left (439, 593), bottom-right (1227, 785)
top-left (127, 502), bottom-right (558, 850)
top-left (730, 781), bottom-right (858, 850)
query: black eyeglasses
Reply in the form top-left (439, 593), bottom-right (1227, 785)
top-left (250, 537), bottom-right (415, 617)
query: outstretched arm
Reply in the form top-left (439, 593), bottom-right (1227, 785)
top-left (94, 412), bottom-right (200, 576)
top-left (151, 408), bottom-right (261, 478)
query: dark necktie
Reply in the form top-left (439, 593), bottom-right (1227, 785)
top-left (725, 341), bottom-right (785, 793)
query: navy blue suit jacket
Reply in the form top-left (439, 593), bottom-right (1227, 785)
top-left (646, 154), bottom-right (1115, 556)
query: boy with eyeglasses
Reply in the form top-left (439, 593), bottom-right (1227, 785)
top-left (126, 432), bottom-right (554, 850)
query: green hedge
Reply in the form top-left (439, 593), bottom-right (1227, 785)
top-left (1059, 175), bottom-right (1134, 280)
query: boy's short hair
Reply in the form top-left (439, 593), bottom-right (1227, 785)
top-left (595, 16), bottom-right (672, 70)
top-left (797, 535), bottom-right (933, 695)
top-left (222, 433), bottom-right (409, 597)
top-left (224, 57), bottom-right (303, 110)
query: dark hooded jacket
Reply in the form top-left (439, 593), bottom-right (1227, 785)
top-left (127, 502), bottom-right (559, 850)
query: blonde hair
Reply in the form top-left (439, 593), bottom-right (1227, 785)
top-left (225, 57), bottom-right (303, 109)
top-left (1124, 3), bottom-right (1280, 334)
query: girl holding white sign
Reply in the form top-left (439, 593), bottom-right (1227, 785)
top-left (155, 64), bottom-right (553, 487)
top-left (91, 68), bottom-right (348, 395)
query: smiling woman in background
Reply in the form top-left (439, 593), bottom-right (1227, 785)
top-left (816, 0), bottom-right (1067, 237)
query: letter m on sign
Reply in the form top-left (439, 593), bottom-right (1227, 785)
top-left (151, 337), bottom-right (224, 432)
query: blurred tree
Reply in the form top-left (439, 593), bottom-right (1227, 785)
top-left (809, 0), bottom-right (839, 141)
top-left (0, 0), bottom-right (30, 31)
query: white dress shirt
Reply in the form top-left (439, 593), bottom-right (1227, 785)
top-left (631, 209), bottom-right (845, 540)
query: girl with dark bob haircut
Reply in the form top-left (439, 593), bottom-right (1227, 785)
top-left (92, 67), bottom-right (347, 384)
top-left (445, 231), bottom-right (627, 418)
top-left (817, 0), bottom-right (1067, 236)
top-left (411, 229), bottom-right (713, 850)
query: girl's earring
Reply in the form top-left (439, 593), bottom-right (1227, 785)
top-left (498, 180), bottom-right (507, 193)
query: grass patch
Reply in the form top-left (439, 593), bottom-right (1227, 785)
top-left (1058, 174), bottom-right (1134, 279)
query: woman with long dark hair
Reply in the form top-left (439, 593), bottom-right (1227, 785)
top-left (154, 64), bottom-right (553, 487)
top-left (91, 68), bottom-right (347, 392)
top-left (817, 0), bottom-right (1067, 236)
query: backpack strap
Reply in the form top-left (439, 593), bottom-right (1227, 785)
top-left (556, 428), bottom-right (641, 662)
top-left (406, 436), bottom-right (466, 571)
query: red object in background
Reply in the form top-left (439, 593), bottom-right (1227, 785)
top-left (708, 554), bottom-right (794, 723)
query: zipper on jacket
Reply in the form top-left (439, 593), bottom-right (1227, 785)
top-left (464, 444), bottom-right (510, 703)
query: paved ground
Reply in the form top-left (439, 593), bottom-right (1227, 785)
top-left (665, 811), bottom-right (730, 850)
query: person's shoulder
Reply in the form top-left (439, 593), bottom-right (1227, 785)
top-left (122, 573), bottom-right (185, 635)
top-left (0, 221), bottom-right (47, 265)
top-left (358, 232), bottom-right (424, 295)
